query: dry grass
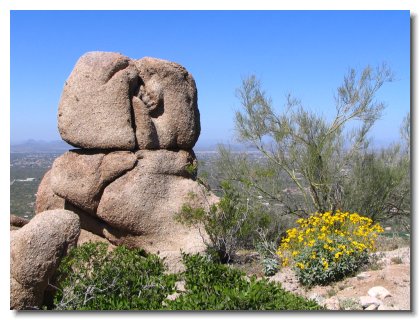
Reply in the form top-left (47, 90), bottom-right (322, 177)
top-left (391, 256), bottom-right (403, 265)
top-left (374, 234), bottom-right (410, 252)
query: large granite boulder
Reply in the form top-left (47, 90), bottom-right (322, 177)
top-left (10, 210), bottom-right (80, 310)
top-left (97, 166), bottom-right (204, 235)
top-left (50, 150), bottom-right (137, 213)
top-left (58, 52), bottom-right (138, 150)
top-left (58, 52), bottom-right (200, 151)
top-left (34, 150), bottom-right (215, 258)
top-left (134, 57), bottom-right (200, 149)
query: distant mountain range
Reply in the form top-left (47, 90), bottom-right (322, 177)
top-left (10, 140), bottom-right (74, 153)
top-left (10, 139), bottom-right (258, 153)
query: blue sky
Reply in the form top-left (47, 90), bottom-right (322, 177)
top-left (10, 10), bottom-right (410, 148)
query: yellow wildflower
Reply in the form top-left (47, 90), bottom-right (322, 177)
top-left (322, 259), bottom-right (329, 270)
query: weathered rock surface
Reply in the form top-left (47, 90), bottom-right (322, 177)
top-left (135, 57), bottom-right (200, 149)
top-left (135, 149), bottom-right (196, 177)
top-left (97, 162), bottom-right (216, 241)
top-left (365, 304), bottom-right (379, 310)
top-left (323, 297), bottom-right (340, 310)
top-left (77, 229), bottom-right (114, 249)
top-left (359, 296), bottom-right (381, 308)
top-left (35, 169), bottom-right (65, 213)
top-left (10, 215), bottom-right (29, 229)
top-left (31, 52), bottom-right (217, 275)
top-left (58, 52), bottom-right (138, 150)
top-left (368, 286), bottom-right (392, 300)
top-left (10, 210), bottom-right (80, 310)
top-left (58, 52), bottom-right (200, 151)
top-left (50, 150), bottom-right (137, 213)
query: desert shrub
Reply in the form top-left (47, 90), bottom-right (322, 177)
top-left (165, 253), bottom-right (323, 310)
top-left (254, 228), bottom-right (280, 276)
top-left (260, 257), bottom-right (279, 277)
top-left (51, 243), bottom-right (323, 310)
top-left (175, 181), bottom-right (271, 263)
top-left (52, 242), bottom-right (177, 310)
top-left (374, 233), bottom-right (410, 252)
top-left (339, 298), bottom-right (363, 311)
top-left (277, 211), bottom-right (384, 286)
top-left (342, 145), bottom-right (410, 224)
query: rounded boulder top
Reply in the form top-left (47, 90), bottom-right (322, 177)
top-left (58, 51), bottom-right (200, 151)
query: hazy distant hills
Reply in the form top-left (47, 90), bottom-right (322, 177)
top-left (10, 140), bottom-right (74, 153)
top-left (10, 139), bottom-right (258, 153)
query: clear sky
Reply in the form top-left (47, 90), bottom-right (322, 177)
top-left (10, 10), bottom-right (410, 148)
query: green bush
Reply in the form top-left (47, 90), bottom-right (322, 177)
top-left (52, 243), bottom-right (177, 310)
top-left (51, 243), bottom-right (322, 310)
top-left (165, 253), bottom-right (323, 310)
top-left (175, 181), bottom-right (271, 263)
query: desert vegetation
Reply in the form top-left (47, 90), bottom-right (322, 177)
top-left (48, 242), bottom-right (322, 310)
top-left (173, 64), bottom-right (410, 309)
top-left (20, 63), bottom-right (410, 310)
top-left (191, 64), bottom-right (409, 262)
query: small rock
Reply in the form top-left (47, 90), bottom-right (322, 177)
top-left (309, 293), bottom-right (325, 305)
top-left (365, 304), bottom-right (378, 310)
top-left (368, 286), bottom-right (392, 300)
top-left (324, 297), bottom-right (340, 310)
top-left (342, 286), bottom-right (354, 291)
top-left (166, 280), bottom-right (186, 301)
top-left (357, 272), bottom-right (371, 280)
top-left (359, 296), bottom-right (381, 308)
top-left (175, 280), bottom-right (186, 292)
top-left (378, 304), bottom-right (395, 311)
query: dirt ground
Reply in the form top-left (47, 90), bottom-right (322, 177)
top-left (268, 246), bottom-right (410, 310)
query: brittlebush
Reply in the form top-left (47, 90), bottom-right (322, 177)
top-left (277, 211), bottom-right (384, 286)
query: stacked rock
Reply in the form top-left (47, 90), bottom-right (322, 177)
top-left (35, 52), bottom-right (217, 270)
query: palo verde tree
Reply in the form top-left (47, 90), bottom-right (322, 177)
top-left (233, 64), bottom-right (395, 217)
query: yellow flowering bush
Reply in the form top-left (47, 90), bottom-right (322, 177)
top-left (277, 211), bottom-right (384, 286)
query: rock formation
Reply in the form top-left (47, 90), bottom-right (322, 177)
top-left (35, 51), bottom-right (217, 270)
top-left (11, 52), bottom-right (216, 309)
top-left (10, 210), bottom-right (80, 309)
top-left (58, 52), bottom-right (200, 150)
top-left (10, 214), bottom-right (29, 230)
